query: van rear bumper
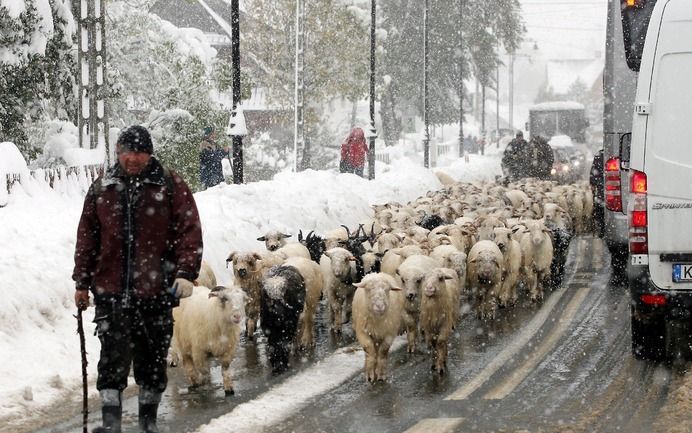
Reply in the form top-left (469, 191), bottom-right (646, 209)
top-left (628, 264), bottom-right (692, 319)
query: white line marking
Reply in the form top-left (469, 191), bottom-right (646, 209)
top-left (483, 287), bottom-right (592, 400)
top-left (402, 418), bottom-right (465, 433)
top-left (194, 338), bottom-right (406, 433)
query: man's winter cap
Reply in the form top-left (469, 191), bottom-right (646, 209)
top-left (203, 126), bottom-right (215, 139)
top-left (117, 125), bottom-right (153, 154)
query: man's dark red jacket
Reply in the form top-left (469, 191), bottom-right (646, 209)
top-left (73, 158), bottom-right (203, 303)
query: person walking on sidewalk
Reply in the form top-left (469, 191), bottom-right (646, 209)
top-left (73, 125), bottom-right (203, 433)
top-left (199, 126), bottom-right (228, 189)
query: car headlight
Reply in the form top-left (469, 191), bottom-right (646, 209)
top-left (551, 168), bottom-right (557, 175)
top-left (573, 160), bottom-right (580, 167)
top-left (562, 164), bottom-right (569, 172)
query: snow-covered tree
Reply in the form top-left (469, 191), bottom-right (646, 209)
top-left (378, 0), bottom-right (524, 144)
top-left (0, 0), bottom-right (76, 160)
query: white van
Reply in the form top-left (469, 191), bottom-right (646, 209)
top-left (627, 0), bottom-right (692, 360)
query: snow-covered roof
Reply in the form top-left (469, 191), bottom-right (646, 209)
top-left (530, 101), bottom-right (585, 112)
top-left (546, 58), bottom-right (603, 94)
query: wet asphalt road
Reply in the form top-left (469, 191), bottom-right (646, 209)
top-left (29, 237), bottom-right (684, 433)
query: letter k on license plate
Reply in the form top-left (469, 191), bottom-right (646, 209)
top-left (672, 264), bottom-right (692, 282)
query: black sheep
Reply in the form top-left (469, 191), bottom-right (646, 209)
top-left (260, 265), bottom-right (306, 373)
top-left (298, 230), bottom-right (327, 263)
top-left (546, 223), bottom-right (573, 288)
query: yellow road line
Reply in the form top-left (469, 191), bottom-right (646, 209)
top-left (401, 418), bottom-right (465, 433)
top-left (483, 287), bottom-right (592, 400)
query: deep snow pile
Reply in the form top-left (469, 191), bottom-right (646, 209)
top-left (0, 153), bottom-right (501, 423)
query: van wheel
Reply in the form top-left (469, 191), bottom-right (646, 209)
top-left (665, 320), bottom-right (692, 363)
top-left (631, 306), bottom-right (666, 361)
top-left (610, 246), bottom-right (628, 282)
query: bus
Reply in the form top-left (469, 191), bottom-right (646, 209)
top-left (601, 0), bottom-right (658, 272)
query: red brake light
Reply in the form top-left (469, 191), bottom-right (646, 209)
top-left (605, 157), bottom-right (623, 212)
top-left (629, 170), bottom-right (648, 255)
top-left (605, 158), bottom-right (620, 172)
top-left (631, 171), bottom-right (647, 194)
top-left (640, 294), bottom-right (666, 306)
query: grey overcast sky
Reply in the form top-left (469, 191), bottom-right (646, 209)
top-left (519, 0), bottom-right (608, 59)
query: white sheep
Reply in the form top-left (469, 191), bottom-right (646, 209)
top-left (352, 273), bottom-right (405, 382)
top-left (282, 257), bottom-right (323, 349)
top-left (276, 243), bottom-right (312, 260)
top-left (396, 254), bottom-right (439, 352)
top-left (519, 220), bottom-right (554, 302)
top-left (467, 240), bottom-right (504, 320)
top-left (320, 247), bottom-right (357, 333)
top-left (430, 245), bottom-right (467, 293)
top-left (420, 268), bottom-right (459, 374)
top-left (226, 251), bottom-right (263, 338)
top-left (492, 227), bottom-right (522, 308)
top-left (172, 286), bottom-right (246, 395)
top-left (194, 261), bottom-right (217, 288)
top-left (257, 230), bottom-right (292, 252)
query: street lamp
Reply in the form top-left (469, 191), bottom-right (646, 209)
top-left (294, 0), bottom-right (305, 172)
top-left (368, 0), bottom-right (377, 180)
top-left (423, 0), bottom-right (430, 169)
top-left (230, 0), bottom-right (243, 184)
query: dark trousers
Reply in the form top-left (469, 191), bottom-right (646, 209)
top-left (94, 301), bottom-right (173, 393)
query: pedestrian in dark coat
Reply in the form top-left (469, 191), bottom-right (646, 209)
top-left (73, 125), bottom-right (203, 433)
top-left (199, 126), bottom-right (228, 189)
top-left (532, 135), bottom-right (554, 179)
top-left (502, 131), bottom-right (529, 180)
top-left (340, 127), bottom-right (369, 177)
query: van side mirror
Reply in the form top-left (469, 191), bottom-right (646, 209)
top-left (619, 133), bottom-right (631, 170)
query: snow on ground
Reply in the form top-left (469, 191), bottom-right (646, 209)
top-left (0, 148), bottom-right (501, 423)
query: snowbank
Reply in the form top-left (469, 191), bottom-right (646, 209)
top-left (0, 142), bottom-right (29, 207)
top-left (0, 152), bottom-right (502, 422)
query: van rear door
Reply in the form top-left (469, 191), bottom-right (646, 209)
top-left (643, 0), bottom-right (692, 290)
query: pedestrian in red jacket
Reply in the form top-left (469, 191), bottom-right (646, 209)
top-left (73, 125), bottom-right (203, 433)
top-left (339, 127), bottom-right (369, 177)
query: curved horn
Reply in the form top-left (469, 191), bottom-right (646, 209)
top-left (341, 224), bottom-right (352, 239)
top-left (298, 229), bottom-right (304, 242)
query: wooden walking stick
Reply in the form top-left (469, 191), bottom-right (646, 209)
top-left (76, 308), bottom-right (89, 433)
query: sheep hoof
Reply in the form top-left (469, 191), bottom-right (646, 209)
top-left (224, 388), bottom-right (235, 396)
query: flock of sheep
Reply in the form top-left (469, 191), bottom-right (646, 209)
top-left (169, 176), bottom-right (593, 393)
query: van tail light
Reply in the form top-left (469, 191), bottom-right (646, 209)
top-left (605, 157), bottom-right (623, 212)
top-left (640, 294), bottom-right (666, 306)
top-left (629, 170), bottom-right (648, 255)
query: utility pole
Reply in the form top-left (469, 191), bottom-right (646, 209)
top-left (509, 51), bottom-right (515, 130)
top-left (458, 0), bottom-right (464, 157)
top-left (230, 0), bottom-right (244, 183)
top-left (78, 0), bottom-right (110, 166)
top-left (496, 49), bottom-right (500, 148)
top-left (294, 0), bottom-right (305, 172)
top-left (423, 0), bottom-right (430, 168)
top-left (367, 0), bottom-right (377, 180)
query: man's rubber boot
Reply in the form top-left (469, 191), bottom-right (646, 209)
top-left (93, 390), bottom-right (122, 433)
top-left (138, 388), bottom-right (162, 433)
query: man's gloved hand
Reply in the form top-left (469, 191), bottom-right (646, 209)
top-left (169, 278), bottom-right (195, 299)
top-left (75, 290), bottom-right (90, 310)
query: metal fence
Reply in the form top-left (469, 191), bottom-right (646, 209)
top-left (4, 164), bottom-right (103, 195)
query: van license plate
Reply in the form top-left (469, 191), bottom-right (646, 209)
top-left (672, 264), bottom-right (692, 282)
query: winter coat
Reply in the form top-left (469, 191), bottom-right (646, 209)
top-left (341, 128), bottom-right (369, 168)
top-left (502, 138), bottom-right (529, 179)
top-left (73, 157), bottom-right (203, 305)
top-left (200, 140), bottom-right (226, 188)
top-left (533, 138), bottom-right (554, 179)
